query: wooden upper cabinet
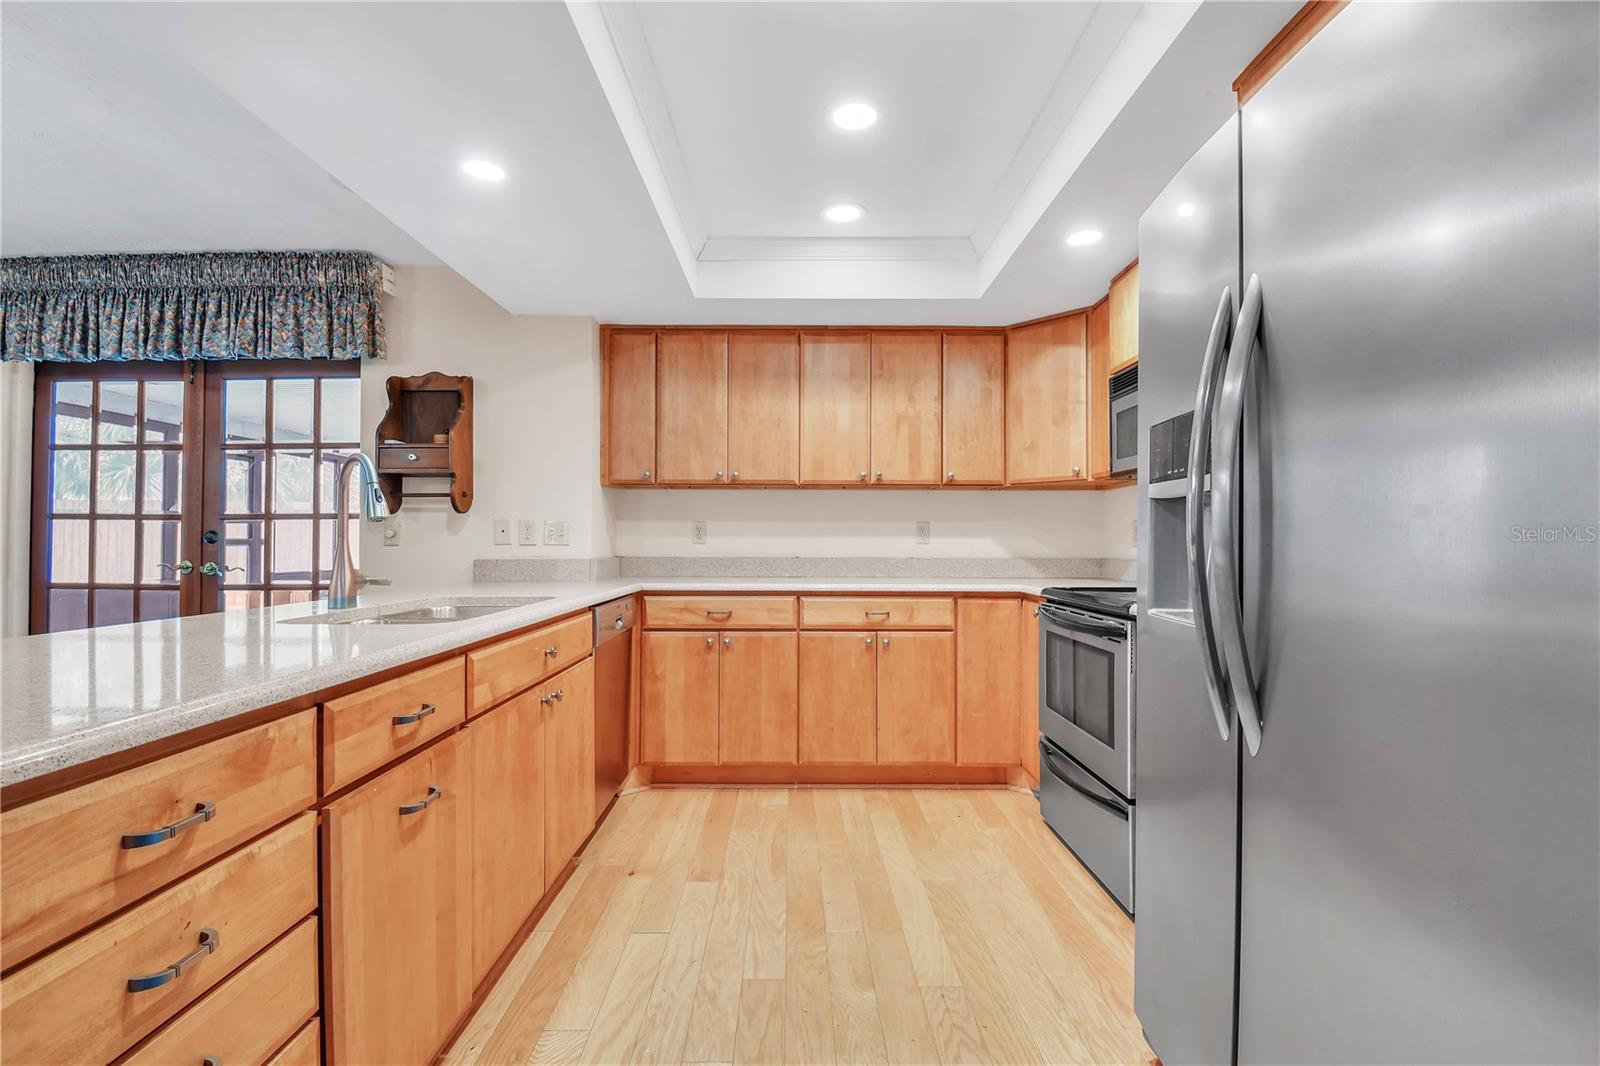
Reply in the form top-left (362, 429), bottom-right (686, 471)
top-left (1109, 260), bottom-right (1139, 372)
top-left (869, 332), bottom-right (941, 485)
top-left (1087, 298), bottom-right (1113, 481)
top-left (727, 331), bottom-right (800, 485)
top-left (1005, 313), bottom-right (1088, 484)
top-left (718, 631), bottom-right (798, 765)
top-left (657, 331), bottom-right (728, 485)
top-left (604, 330), bottom-right (656, 485)
top-left (941, 332), bottom-right (1006, 485)
top-left (799, 332), bottom-right (871, 485)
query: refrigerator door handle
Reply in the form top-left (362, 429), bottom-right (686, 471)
top-left (1213, 273), bottom-right (1265, 756)
top-left (1187, 286), bottom-right (1235, 743)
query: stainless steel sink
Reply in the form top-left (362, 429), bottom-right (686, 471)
top-left (281, 596), bottom-right (552, 625)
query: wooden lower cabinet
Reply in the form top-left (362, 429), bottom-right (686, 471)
top-left (956, 598), bottom-right (1023, 765)
top-left (797, 632), bottom-right (878, 764)
top-left (1020, 600), bottom-right (1043, 787)
top-left (545, 657), bottom-right (597, 873)
top-left (877, 632), bottom-right (956, 763)
top-left (718, 631), bottom-right (798, 764)
top-left (641, 631), bottom-right (720, 764)
top-left (467, 691), bottom-right (546, 987)
top-left (324, 733), bottom-right (471, 1066)
top-left (269, 1018), bottom-right (322, 1066)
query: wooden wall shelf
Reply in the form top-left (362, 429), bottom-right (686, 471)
top-left (374, 372), bottom-right (474, 513)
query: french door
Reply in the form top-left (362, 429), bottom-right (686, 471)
top-left (30, 360), bottom-right (361, 633)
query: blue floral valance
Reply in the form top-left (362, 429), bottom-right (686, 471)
top-left (0, 250), bottom-right (385, 363)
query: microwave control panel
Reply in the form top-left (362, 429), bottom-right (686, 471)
top-left (1149, 411), bottom-right (1196, 484)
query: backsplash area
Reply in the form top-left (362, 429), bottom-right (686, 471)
top-left (475, 555), bottom-right (1135, 582)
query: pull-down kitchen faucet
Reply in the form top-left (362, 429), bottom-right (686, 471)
top-left (329, 453), bottom-right (391, 607)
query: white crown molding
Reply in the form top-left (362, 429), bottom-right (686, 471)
top-left (699, 236), bottom-right (977, 263)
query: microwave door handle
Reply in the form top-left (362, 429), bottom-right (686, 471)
top-left (1042, 748), bottom-right (1130, 821)
top-left (1189, 286), bottom-right (1235, 743)
top-left (1213, 273), bottom-right (1265, 757)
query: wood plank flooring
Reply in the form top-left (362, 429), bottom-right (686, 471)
top-left (445, 788), bottom-right (1154, 1066)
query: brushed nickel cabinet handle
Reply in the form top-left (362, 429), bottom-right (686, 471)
top-left (642, 470), bottom-right (651, 481)
top-left (407, 452), bottom-right (418, 462)
top-left (731, 471), bottom-right (740, 481)
top-left (705, 636), bottom-right (715, 648)
top-left (863, 636), bottom-right (873, 646)
top-left (553, 689), bottom-right (565, 702)
top-left (875, 470), bottom-right (884, 481)
top-left (723, 636), bottom-right (732, 647)
top-left (705, 609), bottom-right (733, 618)
top-left (858, 470), bottom-right (868, 481)
top-left (392, 703), bottom-right (436, 726)
top-left (544, 645), bottom-right (559, 657)
top-left (881, 636), bottom-right (892, 647)
top-left (714, 470), bottom-right (724, 480)
top-left (946, 472), bottom-right (956, 481)
top-left (865, 610), bottom-right (891, 619)
top-left (399, 786), bottom-right (443, 816)
top-left (203, 1058), bottom-right (221, 1066)
top-left (540, 692), bottom-right (555, 706)
top-left (121, 801), bottom-right (216, 850)
top-left (127, 928), bottom-right (218, 992)
top-left (1072, 465), bottom-right (1081, 475)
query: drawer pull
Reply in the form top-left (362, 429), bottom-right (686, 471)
top-left (126, 927), bottom-right (218, 992)
top-left (544, 645), bottom-right (560, 657)
top-left (705, 610), bottom-right (733, 618)
top-left (120, 801), bottom-right (216, 850)
top-left (391, 702), bottom-right (437, 726)
top-left (865, 610), bottom-right (891, 619)
top-left (399, 786), bottom-right (443, 816)
top-left (203, 1058), bottom-right (221, 1066)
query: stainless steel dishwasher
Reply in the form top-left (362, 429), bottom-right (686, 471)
top-left (592, 596), bottom-right (635, 815)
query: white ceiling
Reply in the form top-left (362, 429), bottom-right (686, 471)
top-left (1, 1), bottom-right (1297, 325)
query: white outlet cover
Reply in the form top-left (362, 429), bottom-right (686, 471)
top-left (518, 519), bottom-right (538, 546)
top-left (915, 520), bottom-right (931, 545)
top-left (492, 516), bottom-right (512, 546)
top-left (543, 520), bottom-right (570, 546)
top-left (691, 520), bottom-right (707, 546)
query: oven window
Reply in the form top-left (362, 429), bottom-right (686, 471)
top-left (1115, 403), bottom-right (1138, 460)
top-left (1043, 627), bottom-right (1118, 748)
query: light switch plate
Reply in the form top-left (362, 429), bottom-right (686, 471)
top-left (493, 516), bottom-right (512, 546)
top-left (518, 519), bottom-right (539, 546)
top-left (915, 520), bottom-right (931, 545)
top-left (691, 520), bottom-right (707, 546)
top-left (382, 518), bottom-right (401, 547)
top-left (543, 520), bottom-right (569, 546)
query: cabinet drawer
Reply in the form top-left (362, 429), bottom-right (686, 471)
top-left (0, 812), bottom-right (316, 1066)
top-left (0, 709), bottom-right (316, 968)
top-left (644, 595), bottom-right (798, 629)
top-left (800, 596), bottom-right (955, 630)
top-left (323, 656), bottom-right (466, 793)
top-left (123, 916), bottom-right (318, 1066)
top-left (268, 1018), bottom-right (321, 1066)
top-left (467, 613), bottom-right (593, 715)
top-left (377, 444), bottom-right (449, 472)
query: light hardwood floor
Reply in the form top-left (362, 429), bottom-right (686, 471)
top-left (445, 788), bottom-right (1155, 1065)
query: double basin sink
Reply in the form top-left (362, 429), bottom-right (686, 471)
top-left (281, 596), bottom-right (553, 626)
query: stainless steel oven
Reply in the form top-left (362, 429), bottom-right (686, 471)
top-left (1038, 601), bottom-right (1134, 799)
top-left (1110, 363), bottom-right (1138, 477)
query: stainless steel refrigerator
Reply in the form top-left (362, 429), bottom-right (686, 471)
top-left (1134, 4), bottom-right (1600, 1063)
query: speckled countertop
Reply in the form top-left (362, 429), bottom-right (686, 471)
top-left (0, 576), bottom-right (1125, 788)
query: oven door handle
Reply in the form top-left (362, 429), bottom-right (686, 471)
top-left (1037, 604), bottom-right (1126, 640)
top-left (1188, 285), bottom-right (1235, 744)
top-left (1042, 748), bottom-right (1130, 822)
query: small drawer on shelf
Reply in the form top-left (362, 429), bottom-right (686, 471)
top-left (467, 612), bottom-right (593, 715)
top-left (323, 656), bottom-right (467, 794)
top-left (800, 596), bottom-right (955, 630)
top-left (268, 1018), bottom-right (322, 1066)
top-left (644, 595), bottom-right (798, 629)
top-left (0, 812), bottom-right (317, 1066)
top-left (122, 916), bottom-right (318, 1066)
top-left (0, 708), bottom-right (316, 968)
top-left (377, 444), bottom-right (450, 473)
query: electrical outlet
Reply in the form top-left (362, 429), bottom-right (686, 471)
top-left (381, 518), bottom-right (401, 547)
top-left (492, 516), bottom-right (511, 546)
top-left (543, 520), bottom-right (569, 546)
top-left (691, 520), bottom-right (707, 546)
top-left (518, 519), bottom-right (538, 546)
top-left (915, 520), bottom-right (931, 545)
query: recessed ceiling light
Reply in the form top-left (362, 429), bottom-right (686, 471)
top-left (831, 102), bottom-right (878, 131)
top-left (461, 159), bottom-right (506, 182)
top-left (1065, 229), bottom-right (1103, 247)
top-left (1177, 202), bottom-right (1197, 218)
top-left (823, 203), bottom-right (864, 223)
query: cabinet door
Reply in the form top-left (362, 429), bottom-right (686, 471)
top-left (641, 631), bottom-right (720, 764)
top-left (798, 632), bottom-right (877, 763)
top-left (605, 331), bottom-right (657, 485)
top-left (877, 631), bottom-right (955, 764)
top-left (657, 331), bottom-right (728, 485)
top-left (941, 332), bottom-right (1005, 485)
top-left (719, 631), bottom-right (798, 764)
top-left (956, 598), bottom-right (1022, 765)
top-left (468, 692), bottom-right (544, 986)
top-left (869, 332), bottom-right (941, 485)
top-left (799, 332), bottom-right (871, 485)
top-left (1087, 298), bottom-right (1113, 481)
top-left (1005, 314), bottom-right (1088, 484)
top-left (1020, 601), bottom-right (1042, 786)
top-left (325, 733), bottom-right (470, 1066)
top-left (545, 657), bottom-right (596, 874)
top-left (728, 331), bottom-right (799, 485)
top-left (1109, 260), bottom-right (1139, 372)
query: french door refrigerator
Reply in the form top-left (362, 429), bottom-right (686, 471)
top-left (1134, 4), bottom-right (1599, 1064)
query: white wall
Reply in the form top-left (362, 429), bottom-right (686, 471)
top-left (360, 266), bottom-right (610, 587)
top-left (611, 486), bottom-right (1126, 558)
top-left (1101, 483), bottom-right (1138, 560)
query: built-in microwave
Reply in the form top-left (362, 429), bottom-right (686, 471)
top-left (1110, 364), bottom-right (1138, 477)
